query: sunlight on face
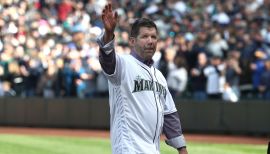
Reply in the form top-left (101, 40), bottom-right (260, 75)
top-left (132, 27), bottom-right (158, 60)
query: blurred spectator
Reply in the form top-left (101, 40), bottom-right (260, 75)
top-left (250, 49), bottom-right (267, 98)
top-left (71, 58), bottom-right (94, 99)
top-left (167, 55), bottom-right (188, 98)
top-left (83, 57), bottom-right (97, 98)
top-left (23, 58), bottom-right (42, 97)
top-left (190, 52), bottom-right (208, 101)
top-left (7, 61), bottom-right (24, 96)
top-left (57, 0), bottom-right (73, 23)
top-left (204, 56), bottom-right (226, 99)
top-left (259, 58), bottom-right (270, 100)
top-left (224, 51), bottom-right (242, 101)
top-left (239, 33), bottom-right (257, 87)
top-left (207, 32), bottom-right (229, 58)
top-left (62, 59), bottom-right (77, 97)
top-left (37, 60), bottom-right (57, 98)
top-left (0, 81), bottom-right (16, 97)
top-left (157, 48), bottom-right (169, 78)
top-left (96, 72), bottom-right (108, 97)
top-left (55, 58), bottom-right (66, 97)
top-left (189, 31), bottom-right (208, 69)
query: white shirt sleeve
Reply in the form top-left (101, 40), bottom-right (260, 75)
top-left (96, 31), bottom-right (124, 85)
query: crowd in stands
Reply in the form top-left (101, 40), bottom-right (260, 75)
top-left (0, 0), bottom-right (270, 101)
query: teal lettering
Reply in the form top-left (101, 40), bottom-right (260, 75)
top-left (132, 79), bottom-right (144, 93)
top-left (144, 80), bottom-right (149, 90)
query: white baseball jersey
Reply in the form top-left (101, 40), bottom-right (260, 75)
top-left (107, 53), bottom-right (177, 154)
top-left (97, 32), bottom-right (186, 154)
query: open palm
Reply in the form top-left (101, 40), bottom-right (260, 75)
top-left (102, 3), bottom-right (118, 33)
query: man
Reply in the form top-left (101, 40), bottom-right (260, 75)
top-left (96, 3), bottom-right (188, 154)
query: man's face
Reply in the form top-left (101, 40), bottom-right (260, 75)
top-left (130, 27), bottom-right (158, 60)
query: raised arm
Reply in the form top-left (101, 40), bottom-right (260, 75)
top-left (102, 3), bottom-right (118, 44)
top-left (96, 3), bottom-right (119, 75)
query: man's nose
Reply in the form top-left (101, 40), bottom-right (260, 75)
top-left (146, 37), bottom-right (154, 43)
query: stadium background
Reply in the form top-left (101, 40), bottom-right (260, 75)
top-left (0, 0), bottom-right (269, 154)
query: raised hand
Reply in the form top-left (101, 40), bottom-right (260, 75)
top-left (102, 3), bottom-right (118, 44)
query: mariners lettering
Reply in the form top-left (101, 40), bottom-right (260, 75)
top-left (132, 78), bottom-right (166, 97)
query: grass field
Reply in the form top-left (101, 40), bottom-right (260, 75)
top-left (0, 134), bottom-right (267, 154)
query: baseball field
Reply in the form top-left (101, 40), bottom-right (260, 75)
top-left (0, 127), bottom-right (268, 154)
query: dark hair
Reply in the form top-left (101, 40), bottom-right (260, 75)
top-left (130, 18), bottom-right (158, 38)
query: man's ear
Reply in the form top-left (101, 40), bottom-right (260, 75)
top-left (129, 37), bottom-right (135, 47)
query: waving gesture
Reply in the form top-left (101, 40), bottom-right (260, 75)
top-left (102, 3), bottom-right (118, 44)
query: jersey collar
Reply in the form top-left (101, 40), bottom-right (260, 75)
top-left (131, 50), bottom-right (154, 67)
